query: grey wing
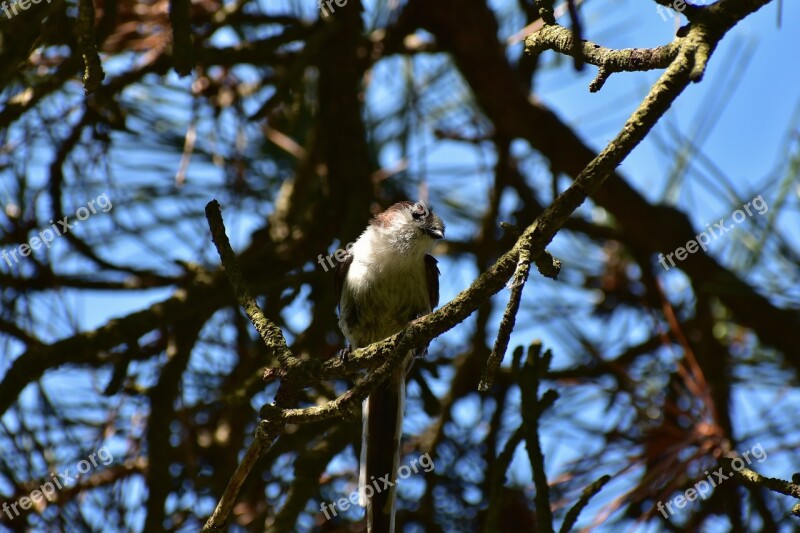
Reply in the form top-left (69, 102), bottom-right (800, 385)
top-left (424, 254), bottom-right (440, 309)
top-left (410, 254), bottom-right (440, 360)
top-left (334, 252), bottom-right (358, 335)
top-left (333, 251), bottom-right (353, 311)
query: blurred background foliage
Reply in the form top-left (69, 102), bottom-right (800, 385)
top-left (1, 0), bottom-right (799, 531)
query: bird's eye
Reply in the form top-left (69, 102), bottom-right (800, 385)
top-left (412, 203), bottom-right (428, 220)
top-left (412, 210), bottom-right (424, 220)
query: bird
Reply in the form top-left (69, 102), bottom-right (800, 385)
top-left (334, 200), bottom-right (444, 532)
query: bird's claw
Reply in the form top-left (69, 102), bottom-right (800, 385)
top-left (338, 345), bottom-right (352, 364)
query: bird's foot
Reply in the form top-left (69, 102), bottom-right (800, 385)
top-left (337, 345), bottom-right (352, 364)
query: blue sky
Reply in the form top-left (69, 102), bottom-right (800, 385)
top-left (2, 0), bottom-right (798, 530)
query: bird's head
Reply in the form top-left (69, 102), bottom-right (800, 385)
top-left (370, 200), bottom-right (445, 255)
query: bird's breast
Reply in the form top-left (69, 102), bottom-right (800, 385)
top-left (344, 256), bottom-right (431, 347)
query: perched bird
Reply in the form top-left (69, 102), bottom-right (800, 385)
top-left (334, 200), bottom-right (444, 532)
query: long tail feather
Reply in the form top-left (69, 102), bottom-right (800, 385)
top-left (360, 369), bottom-right (405, 532)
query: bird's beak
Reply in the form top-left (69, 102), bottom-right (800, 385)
top-left (425, 228), bottom-right (445, 240)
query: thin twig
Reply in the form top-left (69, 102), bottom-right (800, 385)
top-left (566, 0), bottom-right (584, 71)
top-left (169, 0), bottom-right (196, 75)
top-left (722, 457), bottom-right (800, 499)
top-left (559, 474), bottom-right (612, 533)
top-left (519, 342), bottom-right (555, 533)
top-left (479, 249), bottom-right (532, 391)
top-left (77, 0), bottom-right (105, 93)
top-left (526, 24), bottom-right (680, 91)
top-left (484, 424), bottom-right (525, 530)
top-left (201, 417), bottom-right (284, 531)
top-left (202, 201), bottom-right (300, 529)
top-left (205, 200), bottom-right (296, 368)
